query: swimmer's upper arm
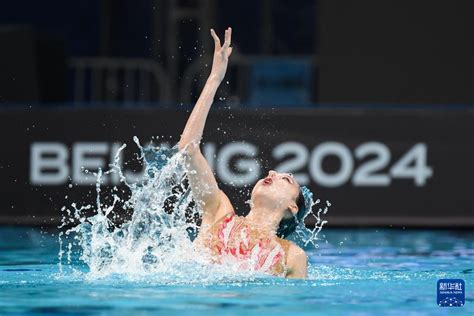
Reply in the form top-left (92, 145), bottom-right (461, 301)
top-left (286, 244), bottom-right (308, 279)
top-left (182, 148), bottom-right (220, 216)
top-left (181, 148), bottom-right (234, 227)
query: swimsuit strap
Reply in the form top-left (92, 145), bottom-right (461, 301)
top-left (275, 238), bottom-right (291, 266)
top-left (215, 211), bottom-right (235, 225)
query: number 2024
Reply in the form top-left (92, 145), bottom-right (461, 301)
top-left (273, 142), bottom-right (433, 188)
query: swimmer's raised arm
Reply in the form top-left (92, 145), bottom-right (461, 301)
top-left (178, 27), bottom-right (233, 226)
top-left (178, 27), bottom-right (232, 153)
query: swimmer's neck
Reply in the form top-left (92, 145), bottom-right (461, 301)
top-left (245, 207), bottom-right (282, 236)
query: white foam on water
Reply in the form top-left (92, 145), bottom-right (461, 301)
top-left (57, 138), bottom-right (329, 284)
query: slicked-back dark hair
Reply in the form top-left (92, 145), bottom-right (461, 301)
top-left (276, 188), bottom-right (306, 239)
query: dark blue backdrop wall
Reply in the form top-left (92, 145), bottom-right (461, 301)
top-left (0, 107), bottom-right (473, 227)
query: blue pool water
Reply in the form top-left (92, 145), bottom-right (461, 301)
top-left (0, 226), bottom-right (472, 315)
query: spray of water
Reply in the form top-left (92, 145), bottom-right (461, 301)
top-left (58, 138), bottom-right (329, 283)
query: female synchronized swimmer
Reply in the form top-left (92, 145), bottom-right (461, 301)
top-left (177, 28), bottom-right (308, 278)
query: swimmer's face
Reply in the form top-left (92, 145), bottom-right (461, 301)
top-left (251, 170), bottom-right (300, 216)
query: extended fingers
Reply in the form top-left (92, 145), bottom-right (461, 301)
top-left (210, 28), bottom-right (221, 49)
top-left (223, 27), bottom-right (232, 49)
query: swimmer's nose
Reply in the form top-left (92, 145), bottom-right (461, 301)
top-left (268, 170), bottom-right (277, 178)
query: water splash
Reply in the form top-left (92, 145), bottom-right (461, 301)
top-left (289, 186), bottom-right (329, 248)
top-left (58, 138), bottom-right (329, 283)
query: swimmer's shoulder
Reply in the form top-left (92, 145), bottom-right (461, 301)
top-left (283, 241), bottom-right (308, 279)
top-left (287, 241), bottom-right (306, 258)
top-left (275, 239), bottom-right (304, 257)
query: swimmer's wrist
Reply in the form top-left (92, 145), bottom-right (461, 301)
top-left (207, 74), bottom-right (223, 85)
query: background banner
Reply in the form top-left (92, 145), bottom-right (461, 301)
top-left (1, 107), bottom-right (473, 226)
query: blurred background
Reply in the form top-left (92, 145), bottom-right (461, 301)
top-left (0, 0), bottom-right (319, 106)
top-left (0, 0), bottom-right (473, 227)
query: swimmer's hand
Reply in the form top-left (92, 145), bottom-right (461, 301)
top-left (209, 27), bottom-right (232, 82)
